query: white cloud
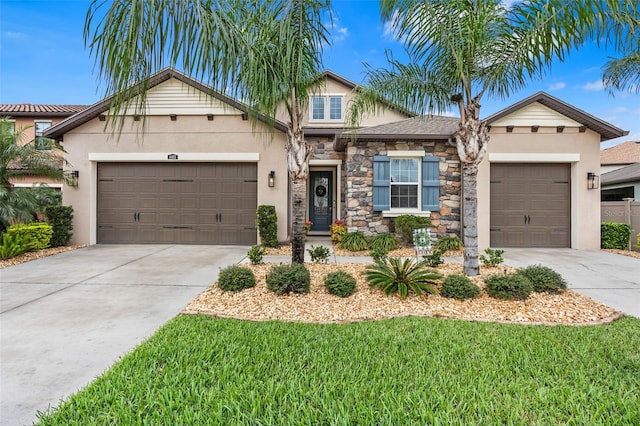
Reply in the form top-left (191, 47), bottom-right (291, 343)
top-left (610, 107), bottom-right (628, 114)
top-left (500, 0), bottom-right (523, 9)
top-left (581, 80), bottom-right (604, 91)
top-left (3, 31), bottom-right (27, 40)
top-left (547, 82), bottom-right (566, 91)
top-left (327, 17), bottom-right (348, 43)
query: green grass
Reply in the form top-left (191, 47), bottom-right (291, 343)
top-left (38, 316), bottom-right (640, 425)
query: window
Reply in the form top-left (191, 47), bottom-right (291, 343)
top-left (310, 95), bottom-right (344, 122)
top-left (34, 121), bottom-right (52, 150)
top-left (373, 155), bottom-right (440, 212)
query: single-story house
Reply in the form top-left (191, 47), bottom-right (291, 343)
top-left (45, 69), bottom-right (627, 250)
top-left (600, 140), bottom-right (640, 174)
top-left (601, 162), bottom-right (640, 201)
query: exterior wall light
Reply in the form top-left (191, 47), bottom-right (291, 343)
top-left (70, 170), bottom-right (79, 187)
top-left (268, 171), bottom-right (275, 188)
top-left (587, 172), bottom-right (599, 189)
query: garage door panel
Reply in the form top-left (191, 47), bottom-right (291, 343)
top-left (490, 163), bottom-right (570, 248)
top-left (98, 162), bottom-right (257, 244)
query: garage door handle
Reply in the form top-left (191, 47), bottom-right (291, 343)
top-left (219, 213), bottom-right (222, 223)
top-left (528, 215), bottom-right (531, 224)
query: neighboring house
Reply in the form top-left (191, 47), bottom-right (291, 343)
top-left (0, 104), bottom-right (88, 189)
top-left (600, 140), bottom-right (640, 174)
top-left (601, 162), bottom-right (640, 201)
top-left (45, 69), bottom-right (627, 250)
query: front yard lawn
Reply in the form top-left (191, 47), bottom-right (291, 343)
top-left (37, 315), bottom-right (640, 425)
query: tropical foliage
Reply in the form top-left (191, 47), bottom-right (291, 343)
top-left (365, 257), bottom-right (441, 298)
top-left (85, 0), bottom-right (331, 263)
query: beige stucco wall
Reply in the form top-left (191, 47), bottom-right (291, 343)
top-left (477, 126), bottom-right (602, 250)
top-left (62, 114), bottom-right (289, 245)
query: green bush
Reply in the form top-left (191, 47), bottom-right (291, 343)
top-left (365, 257), bottom-right (442, 298)
top-left (324, 270), bottom-right (357, 298)
top-left (6, 222), bottom-right (53, 250)
top-left (247, 245), bottom-right (266, 265)
top-left (308, 245), bottom-right (331, 263)
top-left (485, 273), bottom-right (533, 301)
top-left (479, 248), bottom-right (504, 267)
top-left (441, 274), bottom-right (481, 300)
top-left (370, 246), bottom-right (389, 262)
top-left (256, 205), bottom-right (278, 248)
top-left (423, 247), bottom-right (445, 267)
top-left (369, 233), bottom-right (397, 252)
top-left (45, 205), bottom-right (73, 247)
top-left (0, 232), bottom-right (34, 260)
top-left (393, 215), bottom-right (432, 244)
top-left (341, 231), bottom-right (369, 251)
top-left (217, 265), bottom-right (256, 292)
top-left (601, 222), bottom-right (632, 249)
top-left (518, 264), bottom-right (567, 294)
top-left (266, 263), bottom-right (310, 295)
top-left (636, 233), bottom-right (640, 249)
top-left (435, 236), bottom-right (463, 251)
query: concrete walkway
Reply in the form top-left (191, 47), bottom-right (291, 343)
top-left (0, 244), bottom-right (248, 426)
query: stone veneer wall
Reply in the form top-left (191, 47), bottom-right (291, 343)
top-left (344, 140), bottom-right (461, 238)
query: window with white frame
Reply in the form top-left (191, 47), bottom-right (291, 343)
top-left (310, 95), bottom-right (344, 122)
top-left (34, 121), bottom-right (52, 150)
top-left (390, 158), bottom-right (419, 208)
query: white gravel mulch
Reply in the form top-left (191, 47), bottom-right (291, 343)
top-left (184, 262), bottom-right (621, 326)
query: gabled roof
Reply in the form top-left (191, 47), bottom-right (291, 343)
top-left (0, 104), bottom-right (88, 117)
top-left (45, 68), bottom-right (288, 139)
top-left (601, 141), bottom-right (640, 165)
top-left (484, 91), bottom-right (628, 142)
top-left (601, 162), bottom-right (640, 186)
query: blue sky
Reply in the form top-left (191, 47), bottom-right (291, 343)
top-left (1, 0), bottom-right (638, 148)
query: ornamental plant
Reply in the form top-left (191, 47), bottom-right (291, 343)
top-left (304, 220), bottom-right (313, 234)
top-left (217, 265), bottom-right (256, 292)
top-left (324, 270), bottom-right (357, 298)
top-left (330, 219), bottom-right (347, 242)
top-left (393, 215), bottom-right (432, 245)
top-left (479, 248), bottom-right (504, 267)
top-left (256, 205), bottom-right (278, 248)
top-left (266, 264), bottom-right (310, 295)
top-left (365, 257), bottom-right (442, 299)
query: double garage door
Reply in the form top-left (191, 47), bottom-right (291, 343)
top-left (97, 163), bottom-right (257, 244)
top-left (490, 163), bottom-right (571, 248)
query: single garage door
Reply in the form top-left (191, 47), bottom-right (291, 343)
top-left (97, 163), bottom-right (257, 244)
top-left (490, 163), bottom-right (570, 248)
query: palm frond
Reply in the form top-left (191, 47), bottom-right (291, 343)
top-left (603, 52), bottom-right (640, 94)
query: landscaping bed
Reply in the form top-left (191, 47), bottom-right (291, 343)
top-left (184, 262), bottom-right (620, 325)
top-left (0, 245), bottom-right (84, 269)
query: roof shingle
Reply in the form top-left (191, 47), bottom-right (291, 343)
top-left (600, 141), bottom-right (640, 165)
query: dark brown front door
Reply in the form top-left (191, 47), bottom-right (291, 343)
top-left (490, 163), bottom-right (571, 248)
top-left (97, 163), bottom-right (257, 244)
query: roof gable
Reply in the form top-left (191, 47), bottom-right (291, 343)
top-left (484, 92), bottom-right (628, 142)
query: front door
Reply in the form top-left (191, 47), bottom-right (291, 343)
top-left (309, 171), bottom-right (333, 232)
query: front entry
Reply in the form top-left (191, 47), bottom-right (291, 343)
top-left (309, 171), bottom-right (333, 232)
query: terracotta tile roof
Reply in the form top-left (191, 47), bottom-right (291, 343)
top-left (0, 104), bottom-right (88, 116)
top-left (600, 141), bottom-right (640, 164)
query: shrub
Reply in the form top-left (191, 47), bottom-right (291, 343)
top-left (330, 219), bottom-right (347, 242)
top-left (365, 257), bottom-right (442, 298)
top-left (601, 222), bottom-right (632, 249)
top-left (308, 245), bottom-right (331, 263)
top-left (485, 273), bottom-right (533, 300)
top-left (441, 274), bottom-right (481, 300)
top-left (519, 264), bottom-right (567, 294)
top-left (217, 265), bottom-right (256, 292)
top-left (247, 245), bottom-right (266, 265)
top-left (369, 233), bottom-right (397, 252)
top-left (636, 233), bottom-right (640, 250)
top-left (45, 205), bottom-right (73, 247)
top-left (479, 248), bottom-right (504, 267)
top-left (6, 222), bottom-right (53, 250)
top-left (266, 263), bottom-right (310, 295)
top-left (304, 220), bottom-right (313, 234)
top-left (370, 245), bottom-right (389, 262)
top-left (324, 271), bottom-right (357, 298)
top-left (435, 236), bottom-right (463, 252)
top-left (0, 232), bottom-right (34, 260)
top-left (423, 247), bottom-right (444, 267)
top-left (341, 231), bottom-right (369, 251)
top-left (393, 215), bottom-right (432, 244)
top-left (256, 205), bottom-right (278, 248)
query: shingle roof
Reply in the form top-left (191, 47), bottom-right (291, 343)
top-left (353, 115), bottom-right (459, 138)
top-left (0, 104), bottom-right (88, 116)
top-left (601, 162), bottom-right (640, 185)
top-left (600, 141), bottom-right (640, 165)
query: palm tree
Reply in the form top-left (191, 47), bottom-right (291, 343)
top-left (603, 4), bottom-right (640, 94)
top-left (348, 0), bottom-right (614, 276)
top-left (0, 119), bottom-right (68, 233)
top-left (85, 0), bottom-right (330, 263)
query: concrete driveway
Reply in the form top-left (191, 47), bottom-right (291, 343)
top-left (502, 248), bottom-right (640, 318)
top-left (0, 244), bottom-right (248, 426)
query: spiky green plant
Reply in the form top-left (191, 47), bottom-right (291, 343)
top-left (365, 257), bottom-right (441, 298)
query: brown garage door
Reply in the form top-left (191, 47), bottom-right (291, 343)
top-left (490, 163), bottom-right (570, 248)
top-left (97, 163), bottom-right (257, 244)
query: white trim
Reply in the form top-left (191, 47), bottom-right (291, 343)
top-left (88, 152), bottom-right (259, 162)
top-left (309, 94), bottom-right (345, 123)
top-left (90, 162), bottom-right (97, 245)
top-left (387, 150), bottom-right (426, 157)
top-left (383, 210), bottom-right (431, 218)
top-left (11, 183), bottom-right (63, 189)
top-left (489, 153), bottom-right (580, 162)
top-left (309, 159), bottom-right (342, 166)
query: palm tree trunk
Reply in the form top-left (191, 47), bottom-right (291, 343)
top-left (287, 112), bottom-right (310, 264)
top-left (291, 178), bottom-right (306, 263)
top-left (462, 162), bottom-right (480, 276)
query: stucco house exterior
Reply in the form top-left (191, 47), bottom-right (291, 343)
top-left (45, 69), bottom-right (627, 250)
